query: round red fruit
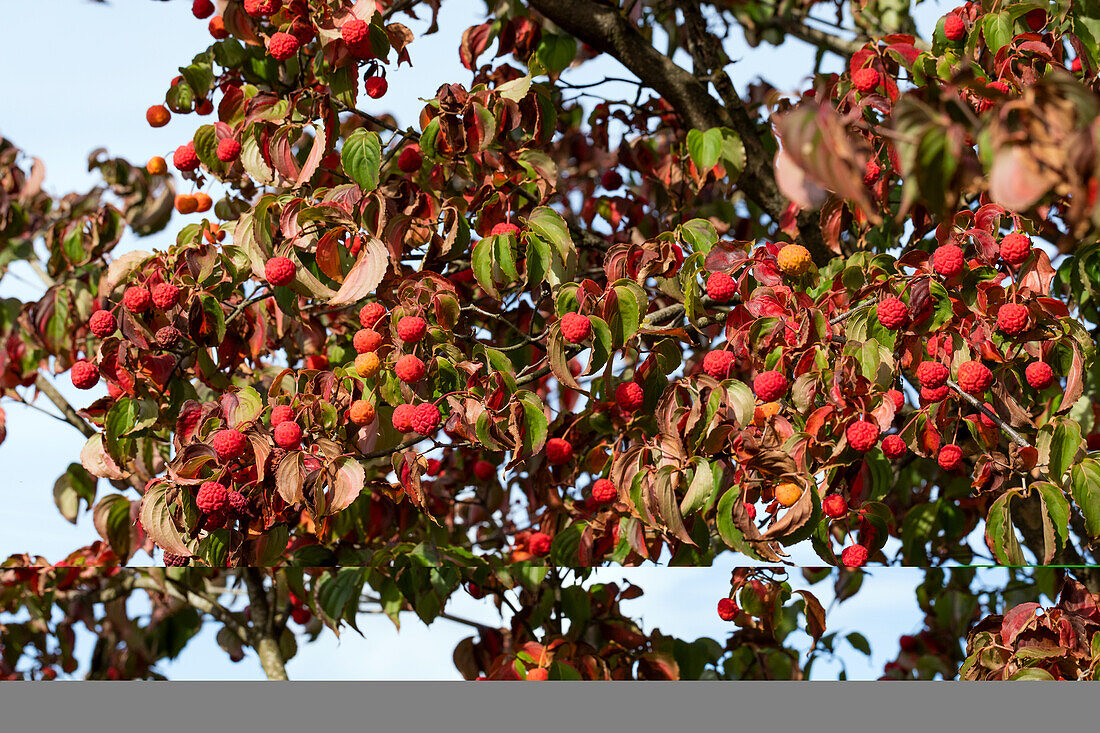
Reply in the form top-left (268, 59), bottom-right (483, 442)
top-left (410, 403), bottom-right (441, 436)
top-left (211, 428), bottom-right (247, 462)
top-left (396, 316), bottom-right (427, 343)
top-left (956, 360), bottom-right (993, 395)
top-left (997, 303), bottom-right (1029, 335)
top-left (274, 421), bottom-right (302, 449)
top-left (1025, 361), bottom-right (1054, 389)
top-left (931, 244), bottom-right (965, 277)
top-left (268, 32), bottom-right (300, 61)
top-left (944, 13), bottom-right (965, 41)
top-left (353, 329), bottom-right (383, 353)
top-left (217, 138), bottom-right (241, 163)
top-left (706, 272), bottom-right (737, 302)
top-left (151, 283), bottom-right (181, 310)
top-left (147, 105), bottom-right (171, 128)
top-left (173, 143), bottom-right (200, 172)
top-left (365, 77), bottom-right (388, 99)
top-left (196, 481), bottom-right (229, 514)
top-left (394, 354), bottom-right (426, 383)
top-left (71, 360), bottom-right (100, 390)
top-left (886, 389), bottom-right (905, 411)
top-left (753, 370), bottom-right (788, 402)
top-left (341, 18), bottom-right (370, 47)
top-left (592, 478), bottom-right (617, 504)
top-left (881, 434), bottom-right (907, 459)
top-left (192, 0), bottom-right (214, 19)
top-left (823, 494), bottom-right (848, 519)
top-left (938, 444), bottom-right (963, 471)
top-left (491, 222), bottom-right (521, 237)
top-left (601, 170), bottom-right (623, 190)
top-left (392, 403), bottom-right (416, 433)
top-left (546, 437), bottom-right (574, 465)
top-left (271, 405), bottom-right (294, 426)
top-left (615, 382), bottom-right (644, 412)
top-left (528, 532), bottom-right (552, 556)
top-left (359, 302), bottom-right (386, 328)
top-left (846, 420), bottom-right (880, 452)
top-left (877, 297), bottom-right (908, 330)
top-left (123, 286), bottom-right (153, 314)
top-left (921, 385), bottom-right (950, 403)
top-left (560, 312), bottom-right (592, 344)
top-left (155, 326), bottom-right (182, 348)
top-left (397, 145), bottom-right (423, 173)
top-left (702, 350), bottom-right (735, 379)
top-left (89, 310), bottom-right (117, 337)
top-left (841, 544), bottom-right (869, 568)
top-left (265, 256), bottom-right (297, 286)
top-left (853, 67), bottom-right (881, 93)
top-left (999, 233), bottom-right (1032, 265)
top-left (244, 0), bottom-right (281, 17)
top-left (473, 460), bottom-right (495, 481)
top-left (717, 598), bottom-right (739, 621)
top-left (916, 361), bottom-right (949, 389)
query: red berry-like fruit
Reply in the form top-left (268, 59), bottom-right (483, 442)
top-left (274, 421), bottom-right (302, 449)
top-left (841, 544), bottom-right (869, 568)
top-left (560, 312), bottom-right (592, 344)
top-left (151, 283), bottom-right (181, 310)
top-left (846, 420), bottom-right (880, 452)
top-left (244, 0), bottom-right (281, 17)
top-left (877, 297), bottom-right (908, 330)
top-left (988, 80), bottom-right (1010, 95)
top-left (1025, 361), bottom-right (1054, 389)
top-left (217, 138), bottom-right (242, 163)
top-left (268, 32), bottom-right (300, 61)
top-left (852, 67), bottom-right (881, 93)
top-left (192, 0), bottom-right (214, 19)
top-left (706, 272), bottom-right (737, 302)
top-left (886, 389), bottom-right (905, 411)
top-left (602, 170), bottom-right (623, 190)
top-left (265, 256), bottom-right (297, 286)
top-left (123, 286), bottom-right (153, 314)
top-left (999, 233), bottom-right (1032, 265)
top-left (546, 437), bottom-right (574, 465)
top-left (997, 303), bottom-right (1029, 335)
top-left (823, 494), bottom-right (848, 519)
top-left (615, 382), bottom-right (644, 412)
top-left (717, 598), bottom-right (739, 621)
top-left (397, 145), bottom-right (423, 173)
top-left (359, 302), bottom-right (386, 328)
top-left (944, 13), bottom-right (965, 41)
top-left (753, 370), bottom-right (788, 402)
top-left (147, 105), bottom-right (171, 128)
top-left (921, 385), bottom-right (950, 403)
top-left (525, 668), bottom-right (549, 681)
top-left (702, 350), bottom-right (736, 379)
top-left (938, 444), bottom-right (963, 471)
top-left (271, 405), bottom-right (294, 426)
top-left (89, 310), bottom-right (117, 337)
top-left (916, 361), bottom-right (949, 389)
top-left (341, 18), bottom-right (370, 47)
top-left (353, 329), bottom-right (383, 353)
top-left (196, 481), bottom-right (229, 514)
top-left (173, 142), bottom-right (200, 172)
top-left (1073, 57), bottom-right (1083, 72)
top-left (227, 489), bottom-right (249, 514)
top-left (397, 316), bottom-right (427, 343)
top-left (394, 354), bottom-right (426, 383)
top-left (931, 244), bottom-right (965, 277)
top-left (957, 360), bottom-right (993, 395)
top-left (473, 460), bottom-right (495, 481)
top-left (211, 428), bottom-right (247, 462)
top-left (881, 434), bottom-right (907, 459)
top-left (365, 76), bottom-right (388, 99)
top-left (411, 403), bottom-right (441, 436)
top-left (71, 360), bottom-right (100, 390)
top-left (592, 478), bottom-right (617, 504)
top-left (155, 325), bottom-right (182, 348)
top-left (977, 403), bottom-right (997, 430)
top-left (491, 222), bottom-right (521, 236)
top-left (528, 532), bottom-right (552, 556)
top-left (864, 160), bottom-right (883, 185)
top-left (392, 403), bottom-right (416, 433)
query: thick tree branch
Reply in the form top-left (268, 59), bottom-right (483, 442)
top-left (243, 569), bottom-right (289, 681)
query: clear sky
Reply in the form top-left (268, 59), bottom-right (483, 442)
top-left (1, 0), bottom-right (955, 679)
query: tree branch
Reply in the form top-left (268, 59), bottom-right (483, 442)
top-left (34, 374), bottom-right (96, 439)
top-left (243, 569), bottom-right (289, 681)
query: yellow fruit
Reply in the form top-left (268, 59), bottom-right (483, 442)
top-left (775, 482), bottom-right (802, 507)
top-left (777, 244), bottom-right (812, 276)
top-left (354, 352), bottom-right (380, 378)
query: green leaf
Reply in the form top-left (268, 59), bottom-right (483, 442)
top-left (686, 128), bottom-right (722, 172)
top-left (535, 34), bottom-right (577, 75)
top-left (987, 492), bottom-right (1025, 565)
top-left (53, 463), bottom-right (97, 524)
top-left (846, 632), bottom-right (871, 656)
top-left (471, 238), bottom-right (500, 300)
top-left (517, 391), bottom-right (548, 457)
top-left (1048, 420), bottom-right (1083, 481)
top-left (419, 118), bottom-right (441, 159)
top-left (983, 12), bottom-right (1014, 53)
top-left (1071, 458), bottom-right (1100, 539)
top-left (550, 523), bottom-right (584, 565)
top-left (680, 459), bottom-right (714, 516)
top-left (1008, 668), bottom-right (1056, 681)
top-left (341, 129), bottom-right (382, 192)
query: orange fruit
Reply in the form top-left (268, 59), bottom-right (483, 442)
top-left (775, 482), bottom-right (802, 507)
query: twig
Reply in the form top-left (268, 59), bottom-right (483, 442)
top-left (34, 374), bottom-right (95, 438)
top-left (945, 378), bottom-right (1032, 449)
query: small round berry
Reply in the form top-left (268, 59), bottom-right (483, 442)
top-left (602, 170), bottom-right (624, 190)
top-left (244, 0), bottom-right (281, 17)
top-left (359, 302), bottom-right (386, 328)
top-left (354, 352), bottom-right (381, 378)
top-left (473, 460), bottom-right (495, 481)
top-left (391, 403), bottom-right (416, 433)
top-left (615, 382), bottom-right (644, 412)
top-left (365, 76), bottom-right (389, 99)
top-left (146, 105), bottom-right (170, 128)
top-left (396, 316), bottom-right (427, 343)
top-left (931, 244), bottom-right (965, 277)
top-left (397, 145), bottom-right (423, 173)
top-left (211, 428), bottom-right (248, 462)
top-left (921, 385), bottom-right (951, 403)
top-left (491, 222), bottom-right (521, 237)
top-left (1072, 57), bottom-right (1083, 73)
top-left (775, 482), bottom-right (802, 507)
top-left (877, 297), bottom-right (908, 330)
top-left (227, 490), bottom-right (249, 514)
top-left (1025, 361), bottom-right (1054, 389)
top-left (151, 283), bottom-right (181, 310)
top-left (411, 403), bottom-right (441, 436)
top-left (999, 232), bottom-right (1032, 265)
top-left (88, 310), bottom-right (117, 337)
top-left (881, 434), bottom-right (907, 459)
top-left (560, 312), bottom-right (592, 344)
top-left (195, 98), bottom-right (214, 116)
top-left (271, 405), bottom-right (295, 426)
top-left (71, 360), bottom-right (100, 390)
top-left (173, 142), bottom-right (200, 172)
top-left (753, 370), bottom-right (789, 402)
top-left (703, 350), bottom-right (736, 380)
top-left (155, 325), bottom-right (182, 348)
top-left (341, 18), bottom-right (370, 48)
top-left (592, 478), bottom-right (617, 504)
top-left (864, 160), bottom-right (883, 185)
top-left (706, 272), bottom-right (737, 302)
top-left (394, 354), bottom-right (426, 383)
top-left (823, 494), bottom-right (848, 519)
top-left (265, 256), bottom-right (297, 286)
top-left (916, 361), bottom-right (949, 389)
top-left (886, 389), bottom-right (905, 411)
top-left (938, 444), bottom-right (963, 471)
top-left (957, 360), bottom-right (993, 395)
top-left (353, 329), bottom-right (383, 353)
top-left (268, 32), bottom-right (300, 61)
top-left (146, 156), bottom-right (167, 176)
top-left (841, 544), bottom-right (869, 568)
top-left (123, 286), bottom-right (153, 314)
top-left (717, 598), bottom-right (739, 621)
top-left (846, 420), bottom-right (881, 452)
top-left (546, 437), bottom-right (574, 465)
top-left (196, 481), bottom-right (229, 514)
top-left (997, 303), bottom-right (1030, 335)
top-left (852, 67), bottom-right (881, 93)
top-left (348, 400), bottom-right (376, 426)
top-left (274, 421), bottom-right (302, 449)
top-left (528, 532), bottom-right (552, 556)
top-left (777, 244), bottom-right (812, 276)
top-left (175, 194), bottom-right (198, 214)
top-left (216, 138), bottom-right (242, 163)
top-left (944, 13), bottom-right (965, 41)
top-left (192, 0), bottom-right (214, 19)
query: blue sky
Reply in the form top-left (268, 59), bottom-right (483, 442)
top-left (0, 0), bottom-right (958, 679)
